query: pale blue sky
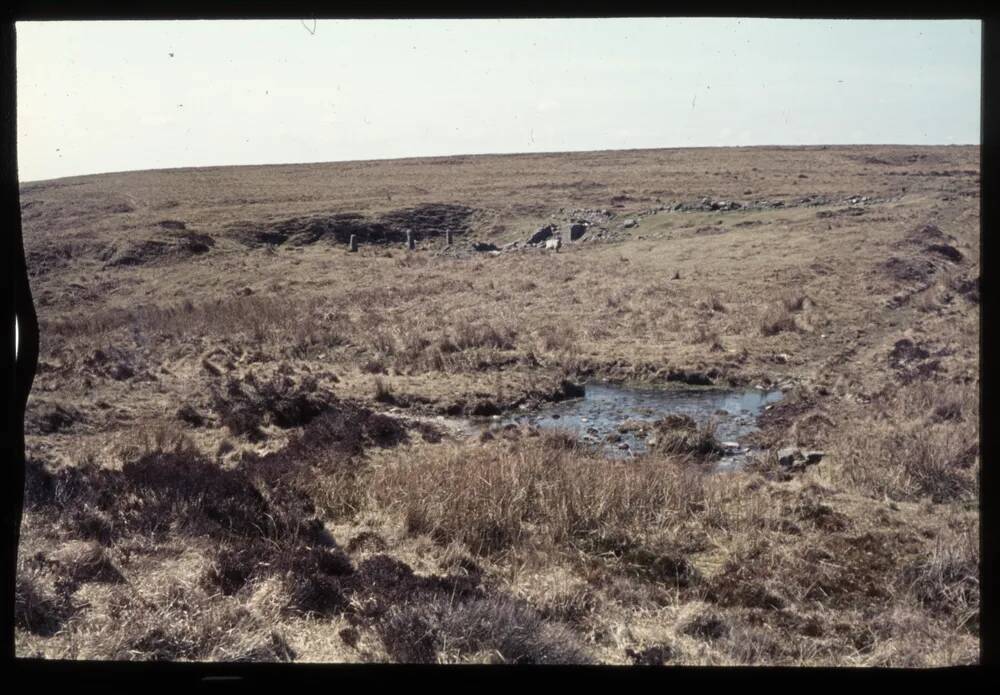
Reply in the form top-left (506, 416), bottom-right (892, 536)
top-left (16, 18), bottom-right (981, 182)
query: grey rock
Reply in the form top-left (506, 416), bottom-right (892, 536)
top-left (623, 219), bottom-right (637, 229)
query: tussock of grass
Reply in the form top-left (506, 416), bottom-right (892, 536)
top-left (760, 304), bottom-right (799, 336)
top-left (212, 371), bottom-right (333, 440)
top-left (43, 293), bottom-right (306, 341)
top-left (831, 381), bottom-right (978, 503)
top-left (15, 563), bottom-right (74, 636)
top-left (373, 376), bottom-right (395, 404)
top-left (451, 318), bottom-right (517, 351)
top-left (371, 434), bottom-right (704, 556)
top-left (91, 580), bottom-right (297, 662)
top-left (379, 595), bottom-right (591, 664)
top-left (902, 527), bottom-right (979, 632)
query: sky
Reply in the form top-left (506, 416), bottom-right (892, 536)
top-left (15, 18), bottom-right (982, 182)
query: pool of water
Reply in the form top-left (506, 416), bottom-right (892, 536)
top-left (498, 382), bottom-right (784, 467)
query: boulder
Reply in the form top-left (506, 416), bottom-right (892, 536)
top-left (618, 419), bottom-right (650, 434)
top-left (804, 450), bottom-right (825, 465)
top-left (527, 225), bottom-right (556, 245)
top-left (623, 219), bottom-right (637, 229)
top-left (777, 447), bottom-right (803, 467)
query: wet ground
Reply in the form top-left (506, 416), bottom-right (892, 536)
top-left (497, 382), bottom-right (784, 468)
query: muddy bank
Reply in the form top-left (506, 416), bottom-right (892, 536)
top-left (228, 203), bottom-right (478, 248)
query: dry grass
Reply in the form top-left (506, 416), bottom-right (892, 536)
top-left (829, 380), bottom-right (978, 503)
top-left (18, 144), bottom-right (980, 664)
top-left (371, 433), bottom-right (704, 556)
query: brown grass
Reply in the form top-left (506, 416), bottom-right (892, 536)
top-left (18, 144), bottom-right (980, 664)
top-left (371, 433), bottom-right (705, 556)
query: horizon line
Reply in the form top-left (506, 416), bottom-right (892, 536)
top-left (18, 141), bottom-right (982, 186)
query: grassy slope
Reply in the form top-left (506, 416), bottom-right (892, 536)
top-left (17, 145), bottom-right (979, 664)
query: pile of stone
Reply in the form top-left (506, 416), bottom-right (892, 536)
top-left (671, 198), bottom-right (752, 212)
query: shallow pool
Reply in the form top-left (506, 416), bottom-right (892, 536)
top-left (498, 382), bottom-right (784, 466)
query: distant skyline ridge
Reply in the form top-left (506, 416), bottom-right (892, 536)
top-left (17, 142), bottom-right (982, 186)
top-left (16, 18), bottom-right (981, 182)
